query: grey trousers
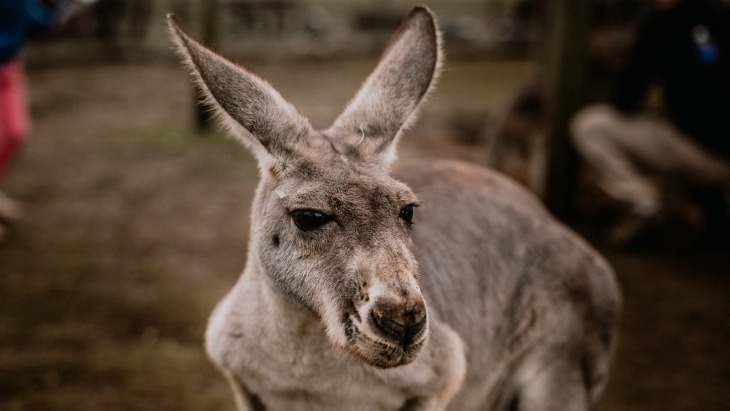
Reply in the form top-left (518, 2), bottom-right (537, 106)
top-left (571, 104), bottom-right (730, 216)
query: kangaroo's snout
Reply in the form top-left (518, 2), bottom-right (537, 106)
top-left (344, 248), bottom-right (430, 367)
top-left (370, 297), bottom-right (427, 348)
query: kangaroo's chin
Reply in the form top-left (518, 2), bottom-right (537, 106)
top-left (346, 329), bottom-right (428, 369)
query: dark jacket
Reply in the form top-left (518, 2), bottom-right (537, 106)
top-left (0, 0), bottom-right (60, 64)
top-left (614, 0), bottom-right (730, 159)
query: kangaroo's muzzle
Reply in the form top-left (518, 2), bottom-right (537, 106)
top-left (370, 297), bottom-right (427, 349)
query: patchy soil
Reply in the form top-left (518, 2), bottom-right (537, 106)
top-left (0, 59), bottom-right (728, 411)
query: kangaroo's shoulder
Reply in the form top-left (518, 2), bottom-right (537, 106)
top-left (393, 158), bottom-right (551, 223)
top-left (395, 157), bottom-right (617, 301)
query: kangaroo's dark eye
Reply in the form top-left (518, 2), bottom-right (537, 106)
top-left (291, 209), bottom-right (332, 231)
top-left (399, 204), bottom-right (416, 225)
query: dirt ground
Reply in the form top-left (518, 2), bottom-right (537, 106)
top-left (0, 59), bottom-right (728, 411)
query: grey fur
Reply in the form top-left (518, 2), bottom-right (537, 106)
top-left (167, 6), bottom-right (621, 411)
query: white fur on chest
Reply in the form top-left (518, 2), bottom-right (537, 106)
top-left (250, 357), bottom-right (407, 410)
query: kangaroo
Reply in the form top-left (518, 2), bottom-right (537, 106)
top-left (168, 7), bottom-right (621, 411)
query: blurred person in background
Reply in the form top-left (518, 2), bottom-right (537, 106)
top-left (571, 0), bottom-right (730, 248)
top-left (0, 0), bottom-right (67, 237)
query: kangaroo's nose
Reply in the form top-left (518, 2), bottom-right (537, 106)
top-left (370, 299), bottom-right (427, 347)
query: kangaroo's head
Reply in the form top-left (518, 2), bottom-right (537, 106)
top-left (168, 7), bottom-right (442, 368)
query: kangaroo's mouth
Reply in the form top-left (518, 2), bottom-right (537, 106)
top-left (343, 314), bottom-right (428, 368)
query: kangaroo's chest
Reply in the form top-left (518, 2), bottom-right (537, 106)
top-left (209, 285), bottom-right (411, 411)
top-left (232, 326), bottom-right (408, 411)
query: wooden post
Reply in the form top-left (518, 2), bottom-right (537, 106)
top-left (542, 0), bottom-right (591, 221)
top-left (192, 0), bottom-right (219, 132)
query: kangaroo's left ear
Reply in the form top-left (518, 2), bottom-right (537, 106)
top-left (327, 6), bottom-right (443, 167)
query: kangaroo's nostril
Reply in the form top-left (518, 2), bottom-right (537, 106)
top-left (405, 314), bottom-right (427, 344)
top-left (370, 306), bottom-right (427, 347)
top-left (371, 310), bottom-right (406, 341)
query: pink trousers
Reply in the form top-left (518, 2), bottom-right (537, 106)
top-left (0, 60), bottom-right (30, 182)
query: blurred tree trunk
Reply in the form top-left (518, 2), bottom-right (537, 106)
top-left (541, 0), bottom-right (591, 221)
top-left (191, 0), bottom-right (219, 132)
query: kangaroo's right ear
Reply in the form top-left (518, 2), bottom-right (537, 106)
top-left (167, 14), bottom-right (312, 168)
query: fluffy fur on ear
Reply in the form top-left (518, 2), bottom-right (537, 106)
top-left (327, 6), bottom-right (443, 166)
top-left (167, 14), bottom-right (313, 169)
top-left (167, 7), bottom-right (442, 171)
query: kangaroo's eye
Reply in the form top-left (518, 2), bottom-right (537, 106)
top-left (399, 204), bottom-right (416, 225)
top-left (291, 209), bottom-right (333, 231)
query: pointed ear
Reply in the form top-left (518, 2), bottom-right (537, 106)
top-left (327, 6), bottom-right (442, 166)
top-left (167, 14), bottom-right (312, 167)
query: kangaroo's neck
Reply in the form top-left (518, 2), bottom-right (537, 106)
top-left (236, 256), bottom-right (325, 341)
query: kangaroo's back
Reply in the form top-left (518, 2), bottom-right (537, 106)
top-left (395, 159), bottom-right (621, 410)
